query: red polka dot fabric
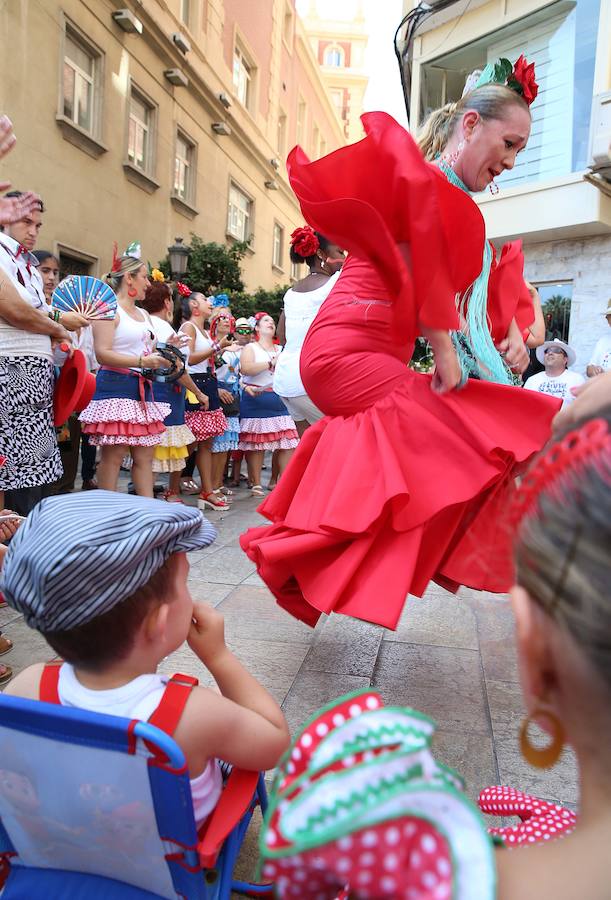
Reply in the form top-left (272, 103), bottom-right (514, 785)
top-left (260, 689), bottom-right (496, 900)
top-left (478, 785), bottom-right (577, 846)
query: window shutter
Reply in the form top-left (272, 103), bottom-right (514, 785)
top-left (488, 9), bottom-right (575, 188)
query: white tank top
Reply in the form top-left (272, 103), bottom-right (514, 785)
top-left (113, 308), bottom-right (155, 367)
top-left (180, 322), bottom-right (212, 374)
top-left (57, 663), bottom-right (222, 825)
top-left (243, 342), bottom-right (276, 388)
top-left (274, 272), bottom-right (339, 398)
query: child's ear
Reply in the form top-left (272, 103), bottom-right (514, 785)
top-left (143, 602), bottom-right (170, 643)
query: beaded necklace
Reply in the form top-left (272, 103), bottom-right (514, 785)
top-left (436, 158), bottom-right (511, 385)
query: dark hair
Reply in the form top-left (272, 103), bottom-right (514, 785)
top-left (289, 231), bottom-right (334, 268)
top-left (172, 290), bottom-right (206, 331)
top-left (4, 190), bottom-right (44, 213)
top-left (141, 282), bottom-right (171, 315)
top-left (514, 406), bottom-right (611, 692)
top-left (41, 555), bottom-right (177, 672)
top-left (33, 250), bottom-right (58, 266)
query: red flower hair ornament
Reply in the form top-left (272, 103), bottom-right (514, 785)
top-left (474, 54), bottom-right (539, 107)
top-left (176, 282), bottom-right (192, 298)
top-left (509, 54), bottom-right (539, 106)
top-left (290, 226), bottom-right (320, 258)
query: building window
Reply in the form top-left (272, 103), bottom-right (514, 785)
top-left (418, 0), bottom-right (601, 188)
top-left (62, 27), bottom-right (100, 134)
top-left (534, 282), bottom-right (573, 342)
top-left (227, 182), bottom-right (252, 242)
top-left (277, 110), bottom-right (287, 156)
top-left (127, 88), bottom-right (155, 174)
top-left (296, 97), bottom-right (307, 146)
top-left (233, 44), bottom-right (253, 108)
top-left (330, 89), bottom-right (344, 118)
top-left (180, 0), bottom-right (190, 28)
top-left (272, 222), bottom-right (284, 269)
top-left (174, 132), bottom-right (196, 204)
top-left (290, 259), bottom-right (302, 280)
top-left (324, 45), bottom-right (345, 67)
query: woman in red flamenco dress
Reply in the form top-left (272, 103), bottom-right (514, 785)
top-left (241, 75), bottom-right (561, 631)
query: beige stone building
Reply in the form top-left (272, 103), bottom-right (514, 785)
top-left (298, 0), bottom-right (369, 144)
top-left (402, 0), bottom-right (611, 372)
top-left (0, 0), bottom-right (345, 290)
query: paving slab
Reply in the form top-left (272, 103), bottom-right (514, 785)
top-left (0, 482), bottom-right (580, 885)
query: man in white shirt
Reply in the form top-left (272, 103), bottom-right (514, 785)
top-left (523, 338), bottom-right (584, 407)
top-left (586, 301), bottom-right (611, 377)
top-left (0, 191), bottom-right (46, 309)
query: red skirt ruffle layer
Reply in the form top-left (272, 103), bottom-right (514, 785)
top-left (241, 373), bottom-right (560, 630)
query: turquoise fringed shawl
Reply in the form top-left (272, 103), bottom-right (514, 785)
top-left (436, 159), bottom-right (512, 385)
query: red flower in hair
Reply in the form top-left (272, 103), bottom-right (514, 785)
top-left (111, 241), bottom-right (121, 273)
top-left (290, 226), bottom-right (320, 258)
top-left (176, 282), bottom-right (191, 297)
top-left (510, 55), bottom-right (538, 106)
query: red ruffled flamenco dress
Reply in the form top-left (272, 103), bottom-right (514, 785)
top-left (241, 112), bottom-right (560, 630)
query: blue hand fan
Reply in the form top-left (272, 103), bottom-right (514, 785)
top-left (52, 276), bottom-right (117, 320)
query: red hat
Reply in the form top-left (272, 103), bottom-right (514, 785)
top-left (53, 349), bottom-right (97, 426)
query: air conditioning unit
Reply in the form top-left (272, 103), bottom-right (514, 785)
top-left (219, 93), bottom-right (232, 109)
top-left (589, 91), bottom-right (611, 180)
top-left (112, 9), bottom-right (143, 34)
top-left (165, 69), bottom-right (188, 87)
top-left (172, 32), bottom-right (191, 54)
top-left (212, 122), bottom-right (232, 136)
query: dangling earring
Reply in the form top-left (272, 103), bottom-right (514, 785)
top-left (443, 139), bottom-right (465, 169)
top-left (127, 287), bottom-right (137, 298)
top-left (489, 179), bottom-right (500, 196)
top-left (320, 258), bottom-right (327, 272)
top-left (519, 707), bottom-right (564, 769)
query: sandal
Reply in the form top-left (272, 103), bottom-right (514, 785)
top-left (198, 491), bottom-right (231, 511)
top-left (251, 484), bottom-right (265, 497)
top-left (161, 490), bottom-right (184, 504)
top-left (180, 478), bottom-right (200, 495)
top-left (0, 635), bottom-right (13, 655)
top-left (0, 664), bottom-right (12, 686)
top-left (218, 486), bottom-right (233, 497)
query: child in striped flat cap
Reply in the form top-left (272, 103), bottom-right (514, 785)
top-left (1, 491), bottom-right (290, 825)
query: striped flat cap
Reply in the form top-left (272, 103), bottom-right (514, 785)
top-left (1, 491), bottom-right (217, 632)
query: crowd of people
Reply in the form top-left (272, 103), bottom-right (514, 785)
top-left (0, 42), bottom-right (610, 898)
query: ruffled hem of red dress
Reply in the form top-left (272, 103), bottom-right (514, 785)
top-left (240, 373), bottom-right (561, 630)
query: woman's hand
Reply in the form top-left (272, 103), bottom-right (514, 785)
top-left (431, 348), bottom-right (462, 394)
top-left (218, 388), bottom-right (235, 405)
top-left (195, 390), bottom-right (209, 409)
top-left (141, 353), bottom-right (169, 370)
top-left (496, 319), bottom-right (529, 374)
top-left (244, 385), bottom-right (259, 397)
top-left (220, 336), bottom-right (239, 351)
top-left (421, 327), bottom-right (462, 395)
top-left (59, 311), bottom-right (90, 332)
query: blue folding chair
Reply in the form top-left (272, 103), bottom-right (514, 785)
top-left (0, 692), bottom-right (273, 898)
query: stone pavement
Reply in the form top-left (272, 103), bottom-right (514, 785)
top-left (0, 483), bottom-right (578, 883)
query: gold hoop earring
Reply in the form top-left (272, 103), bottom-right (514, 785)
top-left (519, 707), bottom-right (564, 769)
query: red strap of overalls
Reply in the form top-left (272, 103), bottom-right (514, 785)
top-left (147, 674), bottom-right (199, 736)
top-left (39, 661), bottom-right (62, 703)
top-left (38, 665), bottom-right (197, 738)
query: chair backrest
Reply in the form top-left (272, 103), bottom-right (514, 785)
top-left (0, 693), bottom-right (206, 899)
